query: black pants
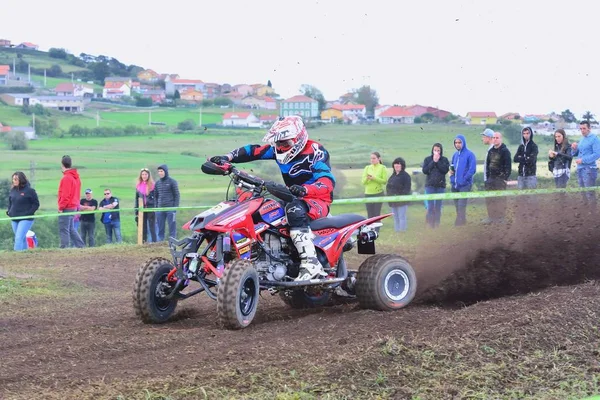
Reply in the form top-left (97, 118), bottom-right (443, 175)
top-left (80, 221), bottom-right (95, 247)
top-left (485, 178), bottom-right (507, 221)
top-left (142, 212), bottom-right (157, 243)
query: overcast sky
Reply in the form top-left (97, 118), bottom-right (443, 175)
top-left (2, 0), bottom-right (598, 117)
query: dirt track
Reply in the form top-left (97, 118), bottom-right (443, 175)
top-left (1, 195), bottom-right (600, 399)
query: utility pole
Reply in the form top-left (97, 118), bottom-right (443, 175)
top-left (44, 69), bottom-right (47, 87)
top-left (13, 58), bottom-right (16, 78)
top-left (199, 105), bottom-right (203, 126)
top-left (71, 72), bottom-right (74, 83)
top-left (149, 110), bottom-right (152, 126)
top-left (29, 161), bottom-right (35, 188)
top-left (32, 113), bottom-right (35, 130)
top-left (27, 63), bottom-right (30, 83)
top-left (96, 111), bottom-right (99, 127)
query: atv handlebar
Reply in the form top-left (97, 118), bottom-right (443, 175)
top-left (202, 160), bottom-right (295, 202)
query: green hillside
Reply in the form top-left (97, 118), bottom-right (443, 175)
top-left (0, 48), bottom-right (89, 74)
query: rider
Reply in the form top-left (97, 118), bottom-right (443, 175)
top-left (210, 115), bottom-right (336, 281)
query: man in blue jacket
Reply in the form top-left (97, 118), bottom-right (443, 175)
top-left (571, 121), bottom-right (600, 208)
top-left (450, 134), bottom-right (476, 226)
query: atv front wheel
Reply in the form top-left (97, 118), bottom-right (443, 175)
top-left (217, 259), bottom-right (259, 329)
top-left (133, 257), bottom-right (178, 323)
top-left (355, 254), bottom-right (417, 311)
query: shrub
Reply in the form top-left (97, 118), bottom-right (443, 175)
top-left (0, 179), bottom-right (10, 208)
top-left (177, 119), bottom-right (196, 131)
top-left (4, 131), bottom-right (28, 150)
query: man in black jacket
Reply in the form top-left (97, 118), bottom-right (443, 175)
top-left (484, 132), bottom-right (512, 224)
top-left (513, 127), bottom-right (538, 189)
top-left (422, 143), bottom-right (450, 228)
top-left (155, 164), bottom-right (180, 241)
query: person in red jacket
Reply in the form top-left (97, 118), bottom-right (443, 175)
top-left (58, 155), bottom-right (85, 248)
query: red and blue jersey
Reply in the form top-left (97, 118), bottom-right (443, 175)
top-left (228, 140), bottom-right (336, 206)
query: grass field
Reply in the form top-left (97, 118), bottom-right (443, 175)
top-left (0, 48), bottom-right (89, 73)
top-left (0, 123), bottom-right (571, 248)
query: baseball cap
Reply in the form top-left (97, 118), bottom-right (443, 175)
top-left (481, 128), bottom-right (494, 138)
top-left (85, 188), bottom-right (92, 194)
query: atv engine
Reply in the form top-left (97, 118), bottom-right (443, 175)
top-left (253, 232), bottom-right (293, 281)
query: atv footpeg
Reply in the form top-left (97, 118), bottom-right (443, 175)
top-left (262, 277), bottom-right (346, 288)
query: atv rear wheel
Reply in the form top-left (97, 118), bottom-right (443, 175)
top-left (280, 288), bottom-right (331, 309)
top-left (133, 257), bottom-right (178, 323)
top-left (217, 259), bottom-right (259, 329)
top-left (355, 254), bottom-right (417, 311)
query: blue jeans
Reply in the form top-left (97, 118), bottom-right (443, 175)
top-left (517, 176), bottom-right (537, 189)
top-left (577, 167), bottom-right (598, 206)
top-left (156, 211), bottom-right (177, 241)
top-left (425, 187), bottom-right (445, 228)
top-left (390, 205), bottom-right (407, 232)
top-left (104, 220), bottom-right (122, 244)
top-left (452, 185), bottom-right (471, 226)
top-left (11, 219), bottom-right (34, 251)
top-left (554, 174), bottom-right (569, 188)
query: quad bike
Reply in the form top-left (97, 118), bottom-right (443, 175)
top-left (133, 160), bottom-right (417, 329)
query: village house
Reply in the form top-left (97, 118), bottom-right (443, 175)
top-left (499, 112), bottom-right (521, 123)
top-left (222, 112), bottom-right (259, 127)
top-left (320, 104), bottom-right (366, 123)
top-left (251, 84), bottom-right (275, 97)
top-left (203, 82), bottom-right (222, 99)
top-left (378, 106), bottom-right (414, 124)
top-left (0, 39), bottom-right (11, 48)
top-left (466, 112), bottom-right (498, 125)
top-left (180, 88), bottom-right (204, 103)
top-left (233, 84), bottom-right (254, 97)
top-left (406, 104), bottom-right (452, 119)
top-left (241, 96), bottom-right (277, 110)
top-left (0, 93), bottom-right (86, 112)
top-left (103, 81), bottom-right (131, 99)
top-left (280, 95), bottom-right (319, 119)
top-left (166, 79), bottom-right (204, 96)
top-left (259, 114), bottom-right (279, 127)
top-left (374, 105), bottom-right (392, 119)
top-left (137, 69), bottom-right (159, 82)
top-left (140, 90), bottom-right (166, 104)
top-left (223, 91), bottom-right (244, 105)
top-left (15, 42), bottom-right (39, 50)
top-left (0, 65), bottom-right (9, 85)
top-left (55, 83), bottom-right (94, 97)
top-left (105, 76), bottom-right (133, 86)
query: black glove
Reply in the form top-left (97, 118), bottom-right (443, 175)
top-left (210, 155), bottom-right (229, 165)
top-left (289, 185), bottom-right (307, 197)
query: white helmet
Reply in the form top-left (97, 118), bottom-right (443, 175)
top-left (263, 116), bottom-right (308, 164)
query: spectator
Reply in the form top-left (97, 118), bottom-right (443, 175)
top-left (58, 155), bottom-right (85, 248)
top-left (483, 132), bottom-right (512, 224)
top-left (79, 188), bottom-right (98, 247)
top-left (73, 207), bottom-right (81, 233)
top-left (7, 171), bottom-right (39, 251)
top-left (155, 164), bottom-right (180, 241)
top-left (361, 152), bottom-right (388, 226)
top-left (135, 168), bottom-right (157, 243)
top-left (548, 129), bottom-right (573, 188)
top-left (99, 188), bottom-right (122, 244)
top-left (513, 127), bottom-right (539, 189)
top-left (450, 134), bottom-right (476, 226)
top-left (386, 157), bottom-right (411, 232)
top-left (481, 128), bottom-right (494, 182)
top-left (571, 121), bottom-right (600, 208)
top-left (422, 143), bottom-right (449, 228)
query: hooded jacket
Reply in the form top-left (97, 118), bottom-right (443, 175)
top-left (422, 143), bottom-right (450, 188)
top-left (7, 183), bottom-right (40, 220)
top-left (486, 143), bottom-right (512, 181)
top-left (450, 134), bottom-right (477, 189)
top-left (58, 168), bottom-right (82, 211)
top-left (550, 138), bottom-right (573, 171)
top-left (155, 164), bottom-right (180, 208)
top-left (513, 127), bottom-right (539, 176)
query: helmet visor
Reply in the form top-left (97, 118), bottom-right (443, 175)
top-left (275, 139), bottom-right (294, 152)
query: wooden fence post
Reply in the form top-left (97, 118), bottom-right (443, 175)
top-left (137, 198), bottom-right (144, 245)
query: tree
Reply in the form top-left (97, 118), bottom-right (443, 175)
top-left (4, 131), bottom-right (28, 150)
top-left (48, 48), bottom-right (68, 59)
top-left (561, 109), bottom-right (577, 123)
top-left (0, 179), bottom-right (10, 208)
top-left (48, 64), bottom-right (63, 77)
top-left (582, 111), bottom-right (595, 122)
top-left (353, 85), bottom-right (379, 115)
top-left (136, 97), bottom-right (153, 107)
top-left (300, 84), bottom-right (326, 112)
top-left (177, 119), bottom-right (196, 131)
top-left (267, 80), bottom-right (272, 88)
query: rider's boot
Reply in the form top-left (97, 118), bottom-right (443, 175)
top-left (290, 228), bottom-right (326, 281)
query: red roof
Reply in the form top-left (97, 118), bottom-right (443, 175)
top-left (259, 114), bottom-right (278, 121)
top-left (223, 112), bottom-right (251, 120)
top-left (379, 106), bottom-right (413, 118)
top-left (104, 81), bottom-right (128, 89)
top-left (262, 96), bottom-right (275, 102)
top-left (20, 42), bottom-right (37, 48)
top-left (172, 79), bottom-right (203, 84)
top-left (468, 112), bottom-right (497, 118)
top-left (0, 65), bottom-right (10, 74)
top-left (283, 95), bottom-right (317, 103)
top-left (55, 83), bottom-right (75, 92)
top-left (332, 104), bottom-right (365, 111)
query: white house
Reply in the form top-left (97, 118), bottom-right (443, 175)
top-left (55, 83), bottom-right (94, 97)
top-left (103, 81), bottom-right (131, 99)
top-left (222, 112), bottom-right (259, 127)
top-left (378, 106), bottom-right (414, 124)
top-left (165, 79), bottom-right (204, 96)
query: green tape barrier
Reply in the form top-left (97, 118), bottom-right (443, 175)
top-left (1, 185), bottom-right (598, 222)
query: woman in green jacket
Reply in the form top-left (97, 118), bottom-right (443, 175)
top-left (361, 152), bottom-right (388, 223)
